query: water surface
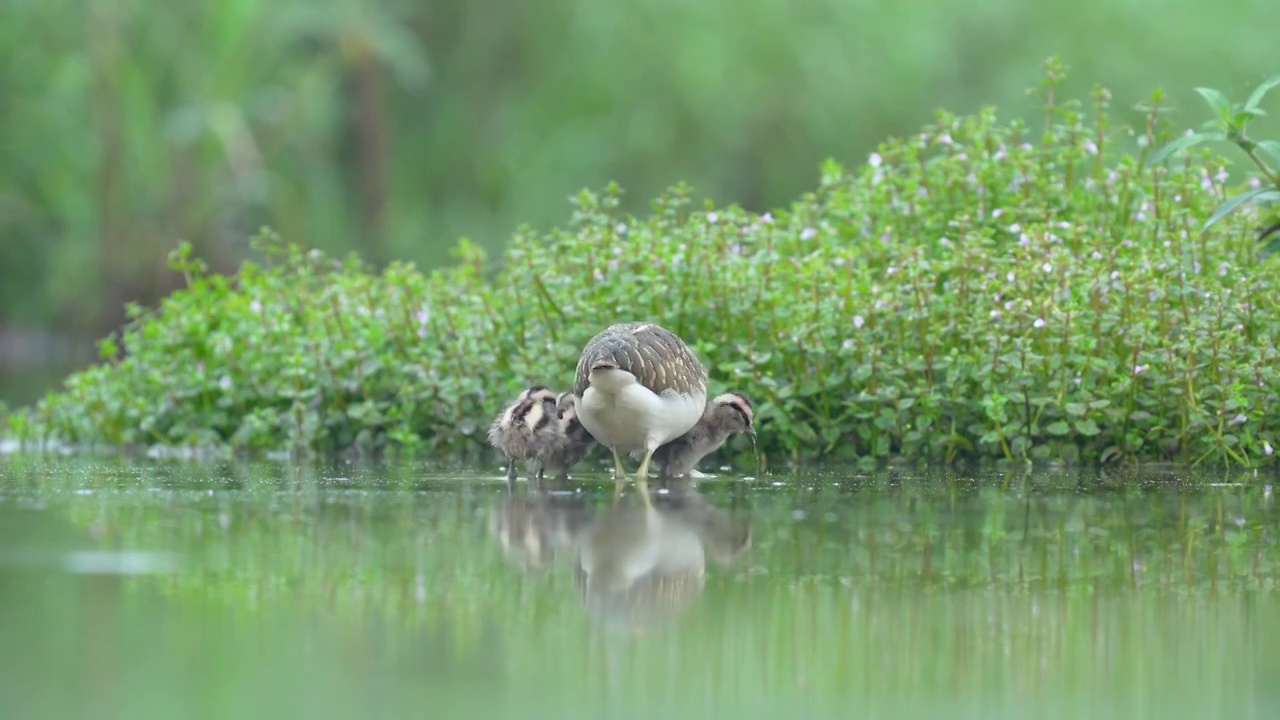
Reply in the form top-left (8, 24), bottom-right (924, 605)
top-left (0, 457), bottom-right (1276, 720)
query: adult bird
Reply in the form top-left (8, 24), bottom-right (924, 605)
top-left (572, 322), bottom-right (709, 503)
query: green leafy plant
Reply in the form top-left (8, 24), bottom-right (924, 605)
top-left (1148, 74), bottom-right (1280, 255)
top-left (7, 64), bottom-right (1280, 469)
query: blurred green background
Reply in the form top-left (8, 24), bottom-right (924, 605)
top-left (0, 0), bottom-right (1273, 406)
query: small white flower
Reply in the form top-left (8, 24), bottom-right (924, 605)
top-left (853, 315), bottom-right (865, 329)
top-left (1033, 318), bottom-right (1046, 328)
top-left (250, 299), bottom-right (262, 313)
top-left (1230, 413), bottom-right (1247, 425)
top-left (706, 212), bottom-right (718, 224)
top-left (1110, 271), bottom-right (1120, 280)
top-left (801, 227), bottom-right (817, 240)
top-left (1041, 262), bottom-right (1052, 273)
top-left (1006, 271), bottom-right (1016, 283)
top-left (868, 152), bottom-right (883, 168)
top-left (990, 310), bottom-right (1001, 319)
top-left (616, 222), bottom-right (628, 234)
top-left (1133, 364), bottom-right (1149, 376)
top-left (761, 212), bottom-right (774, 224)
top-left (1265, 441), bottom-right (1274, 456)
top-left (1091, 251), bottom-right (1103, 260)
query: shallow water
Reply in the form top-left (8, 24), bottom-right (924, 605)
top-left (0, 456), bottom-right (1277, 720)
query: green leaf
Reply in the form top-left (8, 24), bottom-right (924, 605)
top-left (1074, 418), bottom-right (1102, 436)
top-left (1046, 421), bottom-right (1070, 436)
top-left (1261, 229), bottom-right (1280, 260)
top-left (1203, 187), bottom-right (1280, 233)
top-left (1244, 74), bottom-right (1280, 113)
top-left (1256, 140), bottom-right (1280, 167)
top-left (1147, 131), bottom-right (1225, 165)
top-left (1195, 86), bottom-right (1235, 126)
top-left (1064, 402), bottom-right (1087, 417)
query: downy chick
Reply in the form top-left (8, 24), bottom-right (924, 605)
top-left (651, 391), bottom-right (755, 478)
top-left (487, 385), bottom-right (560, 481)
top-left (541, 391), bottom-right (597, 479)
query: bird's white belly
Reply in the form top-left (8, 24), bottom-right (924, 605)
top-left (577, 371), bottom-right (704, 453)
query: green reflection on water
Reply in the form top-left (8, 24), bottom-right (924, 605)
top-left (0, 457), bottom-right (1277, 720)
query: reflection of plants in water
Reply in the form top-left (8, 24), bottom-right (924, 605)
top-left (3, 460), bottom-right (1276, 719)
top-left (3, 460), bottom-right (1275, 614)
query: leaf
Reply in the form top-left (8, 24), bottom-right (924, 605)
top-left (1261, 231), bottom-right (1280, 260)
top-left (1233, 111), bottom-right (1265, 130)
top-left (1046, 421), bottom-right (1070, 436)
top-left (1065, 402), bottom-right (1087, 417)
top-left (1203, 187), bottom-right (1280, 232)
top-left (1256, 139), bottom-right (1280, 167)
top-left (1195, 86), bottom-right (1235, 126)
top-left (1147, 131), bottom-right (1224, 165)
top-left (1244, 74), bottom-right (1280, 113)
top-left (1074, 418), bottom-right (1102, 436)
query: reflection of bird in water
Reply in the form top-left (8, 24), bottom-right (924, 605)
top-left (648, 391), bottom-right (756, 478)
top-left (572, 322), bottom-right (709, 504)
top-left (572, 481), bottom-right (752, 633)
top-left (487, 490), bottom-right (594, 573)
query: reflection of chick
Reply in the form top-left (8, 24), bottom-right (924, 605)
top-left (488, 491), bottom-right (594, 573)
top-left (654, 481), bottom-right (752, 567)
top-left (651, 392), bottom-right (755, 478)
top-left (486, 386), bottom-right (561, 482)
top-left (541, 392), bottom-right (598, 480)
top-left (572, 485), bottom-right (752, 632)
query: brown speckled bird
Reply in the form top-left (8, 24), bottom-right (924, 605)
top-left (540, 391), bottom-right (597, 480)
top-left (486, 385), bottom-right (560, 483)
top-left (651, 391), bottom-right (755, 478)
top-left (572, 322), bottom-right (708, 501)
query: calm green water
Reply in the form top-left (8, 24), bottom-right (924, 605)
top-left (0, 457), bottom-right (1276, 720)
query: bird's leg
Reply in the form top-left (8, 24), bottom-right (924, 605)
top-left (611, 448), bottom-right (627, 506)
top-left (505, 457), bottom-right (518, 493)
top-left (633, 448), bottom-right (656, 510)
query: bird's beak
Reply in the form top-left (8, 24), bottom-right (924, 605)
top-left (591, 360), bottom-right (618, 372)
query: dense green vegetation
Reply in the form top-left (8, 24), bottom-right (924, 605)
top-left (2, 0), bottom-right (1275, 340)
top-left (6, 65), bottom-right (1280, 468)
